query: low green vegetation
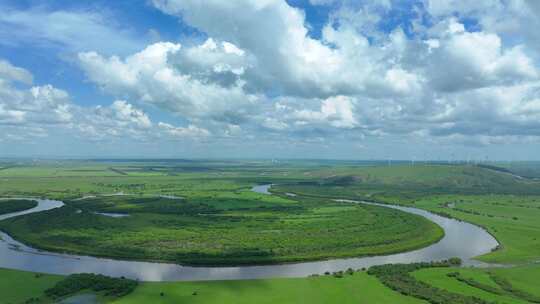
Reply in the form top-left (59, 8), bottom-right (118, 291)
top-left (5, 264), bottom-right (540, 304)
top-left (0, 268), bottom-right (62, 304)
top-left (45, 273), bottom-right (138, 301)
top-left (0, 199), bottom-right (38, 215)
top-left (274, 166), bottom-right (540, 265)
top-left (0, 270), bottom-right (137, 304)
top-left (497, 161), bottom-right (540, 179)
top-left (446, 272), bottom-right (505, 297)
top-left (412, 265), bottom-right (540, 304)
top-left (0, 194), bottom-right (442, 265)
top-left (113, 259), bottom-right (540, 304)
top-left (275, 164), bottom-right (540, 199)
top-left (112, 271), bottom-right (424, 304)
top-left (392, 195), bottom-right (540, 264)
top-left (366, 259), bottom-right (496, 304)
top-left (489, 265), bottom-right (540, 300)
top-left (488, 272), bottom-right (540, 303)
top-left (3, 160), bottom-right (540, 303)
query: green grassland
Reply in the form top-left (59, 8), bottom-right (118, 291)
top-left (0, 193), bottom-right (442, 265)
top-left (0, 161), bottom-right (450, 266)
top-left (495, 161), bottom-right (540, 179)
top-left (413, 268), bottom-right (525, 303)
top-left (0, 268), bottom-right (63, 304)
top-left (403, 195), bottom-right (540, 264)
top-left (0, 267), bottom-right (424, 304)
top-left (112, 271), bottom-right (425, 304)
top-left (3, 160), bottom-right (540, 303)
top-left (274, 165), bottom-right (540, 265)
top-left (489, 264), bottom-right (540, 297)
top-left (0, 269), bottom-right (136, 304)
top-left (5, 265), bottom-right (540, 304)
top-left (412, 265), bottom-right (540, 304)
top-left (275, 164), bottom-right (540, 199)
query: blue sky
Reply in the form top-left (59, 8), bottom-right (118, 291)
top-left (1, 0), bottom-right (540, 160)
top-left (1, 0), bottom-right (333, 106)
top-left (0, 1), bottom-right (176, 105)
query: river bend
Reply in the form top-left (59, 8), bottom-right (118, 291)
top-left (0, 187), bottom-right (498, 281)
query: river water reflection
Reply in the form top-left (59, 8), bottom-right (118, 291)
top-left (0, 187), bottom-right (498, 281)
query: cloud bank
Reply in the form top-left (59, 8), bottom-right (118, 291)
top-left (2, 0), bottom-right (540, 158)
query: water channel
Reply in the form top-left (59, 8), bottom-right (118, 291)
top-left (0, 186), bottom-right (498, 281)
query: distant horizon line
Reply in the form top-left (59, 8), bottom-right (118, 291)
top-left (1, 157), bottom-right (540, 163)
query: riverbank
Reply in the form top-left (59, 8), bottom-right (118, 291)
top-left (0, 189), bottom-right (496, 281)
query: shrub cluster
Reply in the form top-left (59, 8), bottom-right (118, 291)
top-left (446, 272), bottom-right (504, 295)
top-left (44, 273), bottom-right (137, 299)
top-left (0, 199), bottom-right (38, 215)
top-left (368, 259), bottom-right (494, 304)
top-left (489, 273), bottom-right (540, 303)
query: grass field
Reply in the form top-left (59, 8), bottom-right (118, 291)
top-left (6, 265), bottom-right (540, 304)
top-left (273, 165), bottom-right (540, 265)
top-left (0, 192), bottom-right (442, 265)
top-left (0, 268), bottom-right (62, 304)
top-left (112, 271), bottom-right (424, 304)
top-left (3, 160), bottom-right (540, 303)
top-left (489, 264), bottom-right (540, 297)
top-left (405, 195), bottom-right (540, 264)
top-left (412, 265), bottom-right (540, 304)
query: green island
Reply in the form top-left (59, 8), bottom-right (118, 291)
top-left (0, 195), bottom-right (442, 266)
top-left (1, 160), bottom-right (540, 303)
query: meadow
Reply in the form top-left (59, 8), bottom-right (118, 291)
top-left (0, 268), bottom-right (136, 304)
top-left (412, 265), bottom-right (540, 303)
top-left (112, 271), bottom-right (425, 304)
top-left (0, 164), bottom-right (443, 265)
top-left (2, 160), bottom-right (540, 303)
top-left (273, 164), bottom-right (540, 264)
top-left (0, 268), bottom-right (62, 304)
top-left (403, 195), bottom-right (540, 264)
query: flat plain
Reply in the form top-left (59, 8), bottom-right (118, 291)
top-left (2, 160), bottom-right (540, 303)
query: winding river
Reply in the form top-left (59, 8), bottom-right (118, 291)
top-left (0, 186), bottom-right (498, 282)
